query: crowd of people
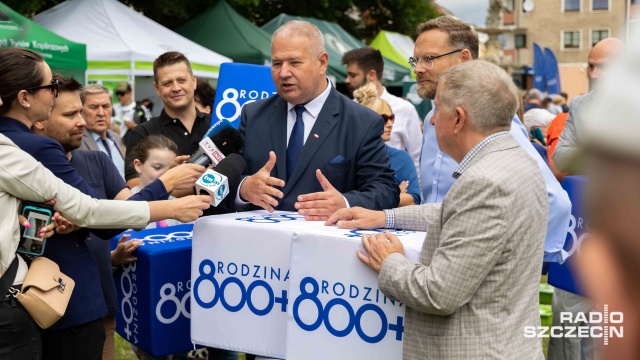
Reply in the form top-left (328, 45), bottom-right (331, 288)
top-left (0, 13), bottom-right (637, 360)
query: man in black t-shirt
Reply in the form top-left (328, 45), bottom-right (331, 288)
top-left (125, 51), bottom-right (211, 187)
top-left (122, 52), bottom-right (237, 360)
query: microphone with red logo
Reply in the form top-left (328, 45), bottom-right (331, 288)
top-left (187, 127), bottom-right (244, 167)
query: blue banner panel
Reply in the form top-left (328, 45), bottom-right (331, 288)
top-left (533, 43), bottom-right (546, 92)
top-left (544, 47), bottom-right (562, 96)
top-left (112, 224), bottom-right (195, 356)
top-left (210, 63), bottom-right (277, 130)
top-left (548, 176), bottom-right (588, 295)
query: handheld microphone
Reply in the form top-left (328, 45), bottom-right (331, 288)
top-left (202, 118), bottom-right (234, 140)
top-left (187, 127), bottom-right (244, 167)
top-left (195, 153), bottom-right (246, 206)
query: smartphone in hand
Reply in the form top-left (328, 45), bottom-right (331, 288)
top-left (530, 127), bottom-right (547, 146)
top-left (17, 201), bottom-right (54, 256)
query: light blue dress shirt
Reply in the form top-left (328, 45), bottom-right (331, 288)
top-left (419, 109), bottom-right (571, 262)
top-left (92, 131), bottom-right (125, 179)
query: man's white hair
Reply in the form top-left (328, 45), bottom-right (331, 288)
top-left (437, 60), bottom-right (519, 133)
top-left (272, 20), bottom-right (325, 57)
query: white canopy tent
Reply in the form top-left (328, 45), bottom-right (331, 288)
top-left (34, 0), bottom-right (232, 84)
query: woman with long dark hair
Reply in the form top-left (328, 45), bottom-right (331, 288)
top-left (0, 48), bottom-right (211, 359)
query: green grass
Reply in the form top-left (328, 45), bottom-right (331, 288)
top-left (114, 334), bottom-right (248, 359)
top-left (114, 333), bottom-right (136, 360)
top-left (541, 275), bottom-right (550, 358)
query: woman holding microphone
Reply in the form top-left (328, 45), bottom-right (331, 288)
top-left (0, 48), bottom-right (211, 359)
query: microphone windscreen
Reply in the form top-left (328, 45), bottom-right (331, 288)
top-left (213, 153), bottom-right (246, 184)
top-left (211, 128), bottom-right (244, 156)
top-left (203, 118), bottom-right (234, 140)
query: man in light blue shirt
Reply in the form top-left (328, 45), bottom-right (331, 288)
top-left (412, 16), bottom-right (571, 262)
top-left (79, 84), bottom-right (126, 179)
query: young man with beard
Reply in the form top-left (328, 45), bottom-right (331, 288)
top-left (413, 16), bottom-right (571, 264)
top-left (341, 48), bottom-right (423, 172)
top-left (32, 74), bottom-right (207, 360)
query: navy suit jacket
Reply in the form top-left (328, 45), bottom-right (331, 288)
top-left (0, 117), bottom-right (167, 330)
top-left (238, 87), bottom-right (399, 211)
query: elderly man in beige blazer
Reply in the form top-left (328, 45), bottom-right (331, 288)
top-left (78, 84), bottom-right (127, 178)
top-left (327, 60), bottom-right (548, 359)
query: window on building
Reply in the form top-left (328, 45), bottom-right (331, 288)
top-left (499, 34), bottom-right (507, 48)
top-left (563, 31), bottom-right (580, 49)
top-left (564, 0), bottom-right (581, 12)
top-left (592, 0), bottom-right (609, 10)
top-left (592, 29), bottom-right (609, 47)
top-left (515, 34), bottom-right (527, 48)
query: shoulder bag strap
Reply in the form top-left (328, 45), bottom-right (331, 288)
top-left (0, 256), bottom-right (19, 297)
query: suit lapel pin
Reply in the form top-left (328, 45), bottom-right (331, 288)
top-left (313, 134), bottom-right (319, 139)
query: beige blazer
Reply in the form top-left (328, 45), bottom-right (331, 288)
top-left (0, 134), bottom-right (149, 284)
top-left (553, 91), bottom-right (595, 173)
top-left (379, 135), bottom-right (548, 359)
top-left (79, 128), bottom-right (125, 159)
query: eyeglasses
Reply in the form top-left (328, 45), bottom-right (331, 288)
top-left (381, 114), bottom-right (395, 124)
top-left (24, 79), bottom-right (59, 98)
top-left (115, 91), bottom-right (127, 96)
top-left (408, 49), bottom-right (463, 69)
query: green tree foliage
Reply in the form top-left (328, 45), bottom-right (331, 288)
top-left (229, 0), bottom-right (440, 41)
top-left (3, 0), bottom-right (62, 17)
top-left (6, 0), bottom-right (439, 42)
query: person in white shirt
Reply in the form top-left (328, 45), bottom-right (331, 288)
top-left (342, 47), bottom-right (423, 172)
top-left (112, 82), bottom-right (137, 138)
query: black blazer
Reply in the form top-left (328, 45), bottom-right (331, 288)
top-left (238, 87), bottom-right (399, 211)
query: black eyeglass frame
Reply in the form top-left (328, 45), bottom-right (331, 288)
top-left (408, 49), bottom-right (464, 69)
top-left (24, 79), bottom-right (59, 98)
top-left (381, 113), bottom-right (395, 124)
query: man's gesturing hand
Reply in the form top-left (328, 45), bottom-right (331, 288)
top-left (296, 169), bottom-right (346, 221)
top-left (239, 151), bottom-right (285, 212)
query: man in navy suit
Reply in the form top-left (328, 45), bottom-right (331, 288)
top-left (237, 20), bottom-right (399, 220)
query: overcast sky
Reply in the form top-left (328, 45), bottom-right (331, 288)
top-left (436, 0), bottom-right (490, 27)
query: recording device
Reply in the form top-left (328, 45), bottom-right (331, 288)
top-left (195, 154), bottom-right (246, 206)
top-left (530, 127), bottom-right (547, 146)
top-left (17, 202), bottom-right (54, 256)
top-left (202, 118), bottom-right (234, 140)
top-left (187, 127), bottom-right (244, 167)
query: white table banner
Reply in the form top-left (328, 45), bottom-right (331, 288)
top-left (191, 211), bottom-right (425, 359)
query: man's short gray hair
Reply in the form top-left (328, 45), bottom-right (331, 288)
top-left (272, 20), bottom-right (325, 57)
top-left (437, 60), bottom-right (518, 133)
top-left (526, 88), bottom-right (542, 101)
top-left (80, 84), bottom-right (111, 104)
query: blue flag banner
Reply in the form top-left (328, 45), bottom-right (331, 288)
top-left (111, 224), bottom-right (195, 356)
top-left (211, 63), bottom-right (277, 129)
top-left (548, 176), bottom-right (587, 295)
top-left (533, 43), bottom-right (546, 92)
top-left (544, 47), bottom-right (562, 96)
